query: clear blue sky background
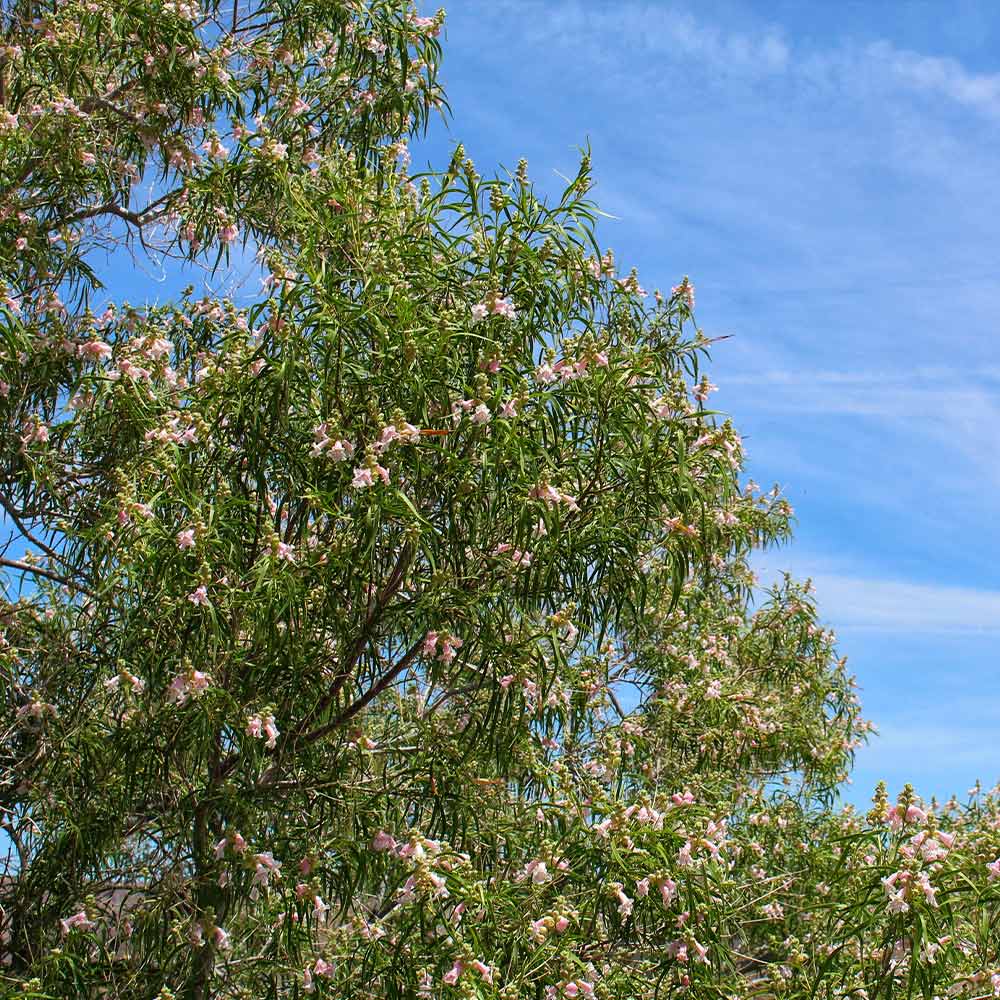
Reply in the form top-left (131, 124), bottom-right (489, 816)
top-left (410, 1), bottom-right (1000, 807)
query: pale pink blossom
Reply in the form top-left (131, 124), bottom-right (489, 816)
top-left (524, 859), bottom-right (550, 884)
top-left (371, 830), bottom-right (397, 852)
top-left (253, 851), bottom-right (282, 887)
top-left (491, 298), bottom-right (516, 319)
top-left (352, 466), bottom-right (374, 489)
top-left (328, 439), bottom-right (353, 461)
top-left (443, 961), bottom-right (463, 985)
top-left (659, 877), bottom-right (678, 906)
top-left (470, 959), bottom-right (493, 984)
top-left (79, 339), bottom-right (113, 361)
top-left (60, 910), bottom-right (96, 935)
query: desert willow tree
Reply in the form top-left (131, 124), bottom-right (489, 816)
top-left (3, 2), bottom-right (1000, 999)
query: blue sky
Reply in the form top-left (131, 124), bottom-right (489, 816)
top-left (411, 1), bottom-right (1000, 806)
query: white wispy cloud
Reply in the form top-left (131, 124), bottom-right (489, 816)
top-left (863, 41), bottom-right (1000, 117)
top-left (804, 573), bottom-right (1000, 633)
top-left (754, 537), bottom-right (1000, 632)
top-left (715, 366), bottom-right (1000, 497)
top-left (494, 1), bottom-right (790, 79)
top-left (490, 1), bottom-right (1000, 118)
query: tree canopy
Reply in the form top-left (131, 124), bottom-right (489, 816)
top-left (2, 2), bottom-right (1000, 999)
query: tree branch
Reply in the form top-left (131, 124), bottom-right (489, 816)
top-left (0, 493), bottom-right (63, 564)
top-left (299, 635), bottom-right (425, 746)
top-left (0, 557), bottom-right (93, 598)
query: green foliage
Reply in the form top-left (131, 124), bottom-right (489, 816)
top-left (2, 2), bottom-right (998, 999)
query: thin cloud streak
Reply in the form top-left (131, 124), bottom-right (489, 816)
top-left (798, 573), bottom-right (1000, 634)
top-left (490, 1), bottom-right (1000, 119)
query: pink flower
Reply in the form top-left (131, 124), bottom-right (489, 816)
top-left (443, 961), bottom-right (464, 985)
top-left (176, 528), bottom-right (196, 550)
top-left (692, 379), bottom-right (718, 402)
top-left (352, 466), bottom-right (374, 489)
top-left (500, 399), bottom-right (517, 419)
top-left (469, 960), bottom-right (493, 984)
top-left (80, 339), bottom-right (113, 361)
top-left (371, 830), bottom-right (397, 852)
top-left (659, 877), bottom-right (678, 906)
top-left (166, 669), bottom-right (212, 705)
top-left (328, 439), bottom-right (352, 462)
top-left (253, 851), bottom-right (282, 887)
top-left (263, 715), bottom-right (279, 748)
top-left (79, 150), bottom-right (97, 167)
top-left (612, 882), bottom-right (633, 917)
top-left (60, 910), bottom-right (95, 935)
top-left (471, 403), bottom-right (491, 425)
top-left (988, 857), bottom-right (1000, 880)
top-left (671, 279), bottom-right (695, 309)
top-left (376, 425), bottom-right (400, 452)
top-left (666, 939), bottom-right (688, 963)
top-left (554, 915), bottom-right (569, 933)
top-left (189, 670), bottom-right (211, 696)
top-left (524, 859), bottom-right (550, 884)
top-left (187, 585), bottom-right (209, 606)
top-left (213, 926), bottom-right (231, 950)
top-left (247, 713), bottom-right (279, 748)
top-left (422, 631), bottom-right (439, 657)
top-left (491, 298), bottom-right (516, 319)
top-left (437, 635), bottom-right (463, 665)
top-left (470, 303), bottom-right (488, 322)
